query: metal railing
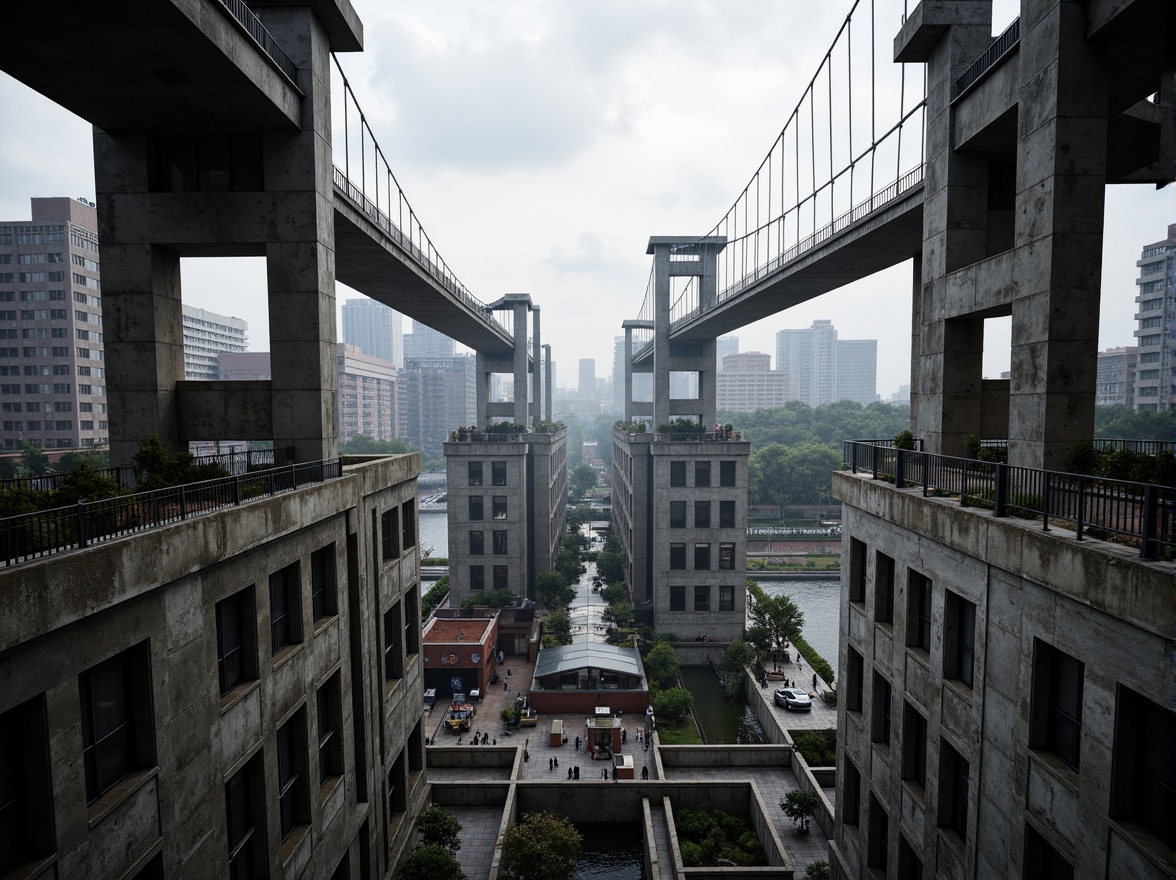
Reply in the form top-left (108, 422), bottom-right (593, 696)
top-left (215, 0), bottom-right (299, 82)
top-left (843, 440), bottom-right (1174, 560)
top-left (0, 446), bottom-right (295, 494)
top-left (0, 458), bottom-right (342, 568)
top-left (952, 17), bottom-right (1020, 100)
top-left (974, 438), bottom-right (1176, 455)
top-left (654, 431), bottom-right (745, 443)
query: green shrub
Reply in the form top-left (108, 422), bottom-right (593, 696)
top-left (651, 687), bottom-right (693, 723)
top-left (791, 729), bottom-right (838, 766)
top-left (791, 633), bottom-right (835, 685)
top-left (679, 840), bottom-right (704, 867)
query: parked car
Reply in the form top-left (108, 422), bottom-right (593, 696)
top-left (773, 687), bottom-right (812, 712)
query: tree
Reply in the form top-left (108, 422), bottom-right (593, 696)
top-left (719, 639), bottom-right (756, 698)
top-left (642, 641), bottom-right (681, 692)
top-left (544, 611), bottom-right (573, 647)
top-left (416, 805), bottom-right (462, 853)
top-left (780, 790), bottom-right (820, 833)
top-left (58, 447), bottom-right (110, 471)
top-left (745, 624), bottom-right (772, 658)
top-left (602, 602), bottom-right (633, 629)
top-left (805, 861), bottom-right (831, 880)
top-left (748, 581), bottom-right (804, 655)
top-left (422, 576), bottom-right (449, 619)
top-left (569, 463), bottom-right (597, 498)
top-left (20, 442), bottom-right (48, 477)
top-left (537, 571), bottom-right (574, 609)
top-left (651, 686), bottom-right (693, 722)
top-left (398, 844), bottom-right (466, 880)
top-left (595, 551), bottom-right (625, 585)
top-left (500, 811), bottom-right (583, 880)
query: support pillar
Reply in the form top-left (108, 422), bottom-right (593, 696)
top-left (511, 299), bottom-right (530, 426)
top-left (543, 344), bottom-right (552, 423)
top-left (532, 307), bottom-right (542, 426)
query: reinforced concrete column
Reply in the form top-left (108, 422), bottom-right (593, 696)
top-left (624, 326), bottom-right (635, 422)
top-left (698, 338), bottom-right (717, 427)
top-left (651, 244), bottom-right (672, 429)
top-left (543, 344), bottom-right (552, 422)
top-left (475, 350), bottom-right (490, 427)
top-left (512, 299), bottom-right (529, 425)
top-left (532, 307), bottom-right (542, 426)
top-left (1007, 0), bottom-right (1108, 469)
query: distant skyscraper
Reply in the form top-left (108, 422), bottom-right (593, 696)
top-left (775, 319), bottom-right (877, 406)
top-left (0, 197), bottom-right (107, 451)
top-left (182, 304), bottom-right (247, 380)
top-left (716, 336), bottom-right (739, 371)
top-left (341, 297), bottom-right (403, 366)
top-left (612, 335), bottom-right (626, 415)
top-left (1132, 223), bottom-right (1175, 411)
top-left (403, 321), bottom-right (455, 360)
top-left (1096, 347), bottom-right (1137, 408)
top-left (578, 358), bottom-right (596, 399)
top-left (717, 352), bottom-right (788, 412)
top-left (402, 355), bottom-right (476, 457)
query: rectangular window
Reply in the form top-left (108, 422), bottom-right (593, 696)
top-left (1111, 686), bottom-right (1176, 851)
top-left (216, 589), bottom-right (254, 696)
top-left (317, 676), bottom-right (342, 786)
top-left (469, 530), bottom-right (484, 555)
top-left (388, 749), bottom-right (407, 821)
top-left (492, 496), bottom-right (508, 520)
top-left (904, 703), bottom-right (928, 789)
top-left (669, 501), bottom-right (686, 529)
top-left (269, 562), bottom-right (301, 655)
top-left (276, 713), bottom-right (308, 840)
top-left (492, 530), bottom-right (508, 555)
top-left (898, 835), bottom-right (923, 880)
top-left (1024, 824), bottom-right (1073, 880)
top-left (311, 544), bottom-right (336, 623)
top-left (401, 499), bottom-right (416, 551)
top-left (669, 543), bottom-right (686, 570)
top-left (0, 697), bottom-right (53, 870)
top-left (944, 592), bottom-right (976, 687)
top-left (491, 461), bottom-right (507, 486)
top-left (720, 460), bottom-right (736, 486)
top-left (719, 585), bottom-right (734, 612)
top-left (875, 552), bottom-right (895, 623)
top-left (468, 495), bottom-right (483, 521)
top-left (1031, 641), bottom-right (1083, 770)
top-left (908, 571), bottom-right (932, 652)
top-left (381, 508), bottom-right (400, 560)
top-left (694, 461), bottom-right (710, 487)
top-left (670, 585), bottom-right (686, 612)
top-left (719, 542), bottom-right (735, 570)
top-left (694, 500), bottom-right (710, 528)
top-left (670, 461), bottom-right (686, 487)
top-left (867, 793), bottom-right (889, 871)
top-left (493, 565), bottom-right (509, 590)
top-left (842, 759), bottom-right (861, 825)
top-left (719, 500), bottom-right (735, 528)
top-left (847, 647), bottom-right (864, 712)
top-left (469, 565), bottom-right (485, 591)
top-left (872, 672), bottom-right (892, 745)
top-left (404, 588), bottom-right (419, 656)
top-left (79, 646), bottom-right (149, 805)
top-left (849, 538), bottom-right (866, 602)
top-left (694, 543), bottom-right (711, 570)
top-left (940, 739), bottom-right (969, 840)
top-left (226, 756), bottom-right (264, 880)
top-left (384, 604), bottom-right (403, 682)
top-left (468, 461), bottom-right (483, 486)
top-left (693, 585), bottom-right (710, 612)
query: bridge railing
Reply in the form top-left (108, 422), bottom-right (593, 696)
top-left (0, 458), bottom-right (343, 568)
top-left (843, 440), bottom-right (1175, 560)
top-left (952, 17), bottom-right (1020, 100)
top-left (215, 0), bottom-right (298, 82)
top-left (330, 55), bottom-right (507, 338)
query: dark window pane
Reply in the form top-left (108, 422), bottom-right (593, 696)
top-left (670, 461), bottom-right (686, 487)
top-left (694, 501), bottom-right (710, 528)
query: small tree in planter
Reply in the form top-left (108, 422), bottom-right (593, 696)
top-left (780, 790), bottom-right (820, 834)
top-left (416, 805), bottom-right (463, 854)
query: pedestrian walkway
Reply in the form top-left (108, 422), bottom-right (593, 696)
top-left (447, 806), bottom-right (503, 880)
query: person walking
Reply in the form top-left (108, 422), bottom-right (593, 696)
top-left (567, 767), bottom-right (573, 780)
top-left (549, 757), bottom-right (553, 771)
top-left (812, 673), bottom-right (818, 691)
top-left (641, 765), bottom-right (649, 780)
top-left (554, 757), bottom-right (558, 768)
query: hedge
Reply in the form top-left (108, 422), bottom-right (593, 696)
top-left (792, 633), bottom-right (835, 686)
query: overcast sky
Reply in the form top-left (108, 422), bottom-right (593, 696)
top-left (1, 0), bottom-right (1172, 399)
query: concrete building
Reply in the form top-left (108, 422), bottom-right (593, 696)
top-left (341, 296), bottom-right (403, 367)
top-left (528, 642), bottom-right (648, 716)
top-left (444, 426), bottom-right (568, 605)
top-left (716, 335), bottom-right (740, 371)
top-left (402, 322), bottom-right (455, 361)
top-left (181, 304), bottom-right (247, 380)
top-left (0, 453), bottom-right (429, 878)
top-left (832, 3), bottom-right (1176, 880)
top-left (0, 197), bottom-right (108, 451)
top-left (401, 355), bottom-right (476, 458)
top-left (776, 320), bottom-right (878, 406)
top-left (578, 358), bottom-right (596, 399)
top-left (1095, 346), bottom-right (1138, 408)
top-left (422, 614), bottom-right (499, 698)
top-left (1132, 224), bottom-right (1175, 410)
top-left (716, 351), bottom-right (789, 412)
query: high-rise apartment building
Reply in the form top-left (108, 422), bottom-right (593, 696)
top-left (716, 352), bottom-right (788, 412)
top-left (578, 358), bottom-right (596, 399)
top-left (341, 296), bottom-right (403, 367)
top-left (401, 355), bottom-right (476, 457)
top-left (1095, 346), bottom-right (1137, 408)
top-left (716, 335), bottom-right (739, 371)
top-left (1132, 224), bottom-right (1175, 411)
top-left (182, 304), bottom-right (247, 380)
top-left (402, 321), bottom-right (455, 361)
top-left (0, 197), bottom-right (107, 451)
top-left (775, 319), bottom-right (877, 406)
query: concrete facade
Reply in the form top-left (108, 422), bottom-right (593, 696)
top-left (0, 454), bottom-right (429, 879)
top-left (341, 297), bottom-right (403, 368)
top-left (716, 352), bottom-right (789, 412)
top-left (181, 304), bottom-right (248, 380)
top-left (1094, 346), bottom-right (1138, 408)
top-left (444, 428), bottom-right (568, 606)
top-left (0, 197), bottom-right (108, 451)
top-left (401, 355), bottom-right (477, 458)
top-left (775, 320), bottom-right (878, 407)
top-left (1132, 224), bottom-right (1175, 411)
